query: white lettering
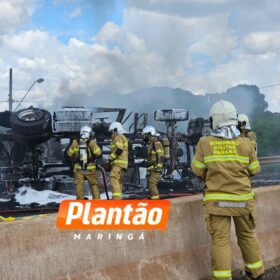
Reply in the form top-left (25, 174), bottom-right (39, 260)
top-left (127, 234), bottom-right (134, 240)
top-left (66, 202), bottom-right (83, 225)
top-left (97, 233), bottom-right (103, 240)
top-left (72, 232), bottom-right (146, 240)
top-left (139, 232), bottom-right (145, 240)
top-left (116, 233), bottom-right (123, 240)
top-left (123, 204), bottom-right (133, 225)
top-left (73, 233), bottom-right (81, 240)
top-left (107, 207), bottom-right (122, 225)
top-left (91, 207), bottom-right (106, 224)
top-left (82, 202), bottom-right (91, 225)
top-left (148, 208), bottom-right (162, 225)
top-left (132, 203), bottom-right (148, 225)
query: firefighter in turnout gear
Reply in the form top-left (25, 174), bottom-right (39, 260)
top-left (142, 125), bottom-right (164, 200)
top-left (238, 113), bottom-right (257, 153)
top-left (67, 126), bottom-right (102, 200)
top-left (108, 122), bottom-right (128, 200)
top-left (191, 100), bottom-right (264, 280)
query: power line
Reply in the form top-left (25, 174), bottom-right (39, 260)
top-left (0, 100), bottom-right (34, 103)
top-left (260, 83), bottom-right (280, 89)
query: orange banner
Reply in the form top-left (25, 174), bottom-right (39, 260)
top-left (56, 200), bottom-right (170, 231)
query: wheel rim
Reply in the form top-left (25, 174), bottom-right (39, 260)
top-left (17, 109), bottom-right (43, 122)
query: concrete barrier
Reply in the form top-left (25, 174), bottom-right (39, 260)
top-left (0, 185), bottom-right (280, 280)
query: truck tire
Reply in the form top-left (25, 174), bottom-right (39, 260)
top-left (10, 108), bottom-right (52, 136)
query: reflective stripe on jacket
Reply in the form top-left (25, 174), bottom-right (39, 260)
top-left (110, 134), bottom-right (128, 169)
top-left (191, 135), bottom-right (260, 200)
top-left (191, 135), bottom-right (260, 215)
top-left (147, 137), bottom-right (164, 171)
top-left (67, 139), bottom-right (102, 171)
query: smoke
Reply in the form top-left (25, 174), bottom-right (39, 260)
top-left (206, 84), bottom-right (268, 118)
top-left (83, 0), bottom-right (121, 32)
top-left (52, 83), bottom-right (268, 133)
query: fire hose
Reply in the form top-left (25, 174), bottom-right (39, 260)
top-left (98, 166), bottom-right (110, 200)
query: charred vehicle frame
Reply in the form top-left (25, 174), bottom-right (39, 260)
top-left (0, 106), bottom-right (210, 199)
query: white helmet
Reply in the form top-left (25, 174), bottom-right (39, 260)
top-left (209, 100), bottom-right (238, 129)
top-left (238, 114), bottom-right (251, 130)
top-left (80, 125), bottom-right (92, 139)
top-left (142, 125), bottom-right (160, 136)
top-left (109, 122), bottom-right (126, 134)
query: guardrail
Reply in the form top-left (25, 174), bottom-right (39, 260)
top-left (259, 156), bottom-right (280, 164)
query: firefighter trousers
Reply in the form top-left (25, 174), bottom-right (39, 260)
top-left (110, 165), bottom-right (124, 199)
top-left (148, 170), bottom-right (161, 199)
top-left (206, 214), bottom-right (264, 280)
top-left (74, 170), bottom-right (100, 200)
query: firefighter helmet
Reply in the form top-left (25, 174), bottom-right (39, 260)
top-left (142, 125), bottom-right (160, 136)
top-left (238, 113), bottom-right (251, 130)
top-left (80, 125), bottom-right (92, 139)
top-left (209, 100), bottom-right (238, 129)
top-left (109, 122), bottom-right (126, 134)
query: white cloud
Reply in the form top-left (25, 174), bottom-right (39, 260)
top-left (0, 1), bottom-right (280, 112)
top-left (188, 14), bottom-right (237, 63)
top-left (70, 7), bottom-right (81, 18)
top-left (264, 89), bottom-right (280, 112)
top-left (242, 32), bottom-right (280, 54)
top-left (0, 0), bottom-right (36, 35)
top-left (2, 30), bottom-right (56, 55)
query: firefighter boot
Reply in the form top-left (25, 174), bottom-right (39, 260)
top-left (245, 271), bottom-right (265, 280)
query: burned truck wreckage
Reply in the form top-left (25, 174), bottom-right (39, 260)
top-left (0, 106), bottom-right (211, 203)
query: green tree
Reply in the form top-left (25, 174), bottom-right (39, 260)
top-left (252, 112), bottom-right (280, 156)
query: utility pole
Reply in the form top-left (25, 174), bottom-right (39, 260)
top-left (8, 68), bottom-right (13, 112)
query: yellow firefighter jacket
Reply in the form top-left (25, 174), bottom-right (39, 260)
top-left (191, 135), bottom-right (261, 216)
top-left (110, 134), bottom-right (128, 169)
top-left (147, 137), bottom-right (164, 171)
top-left (240, 130), bottom-right (257, 152)
top-left (67, 139), bottom-right (102, 171)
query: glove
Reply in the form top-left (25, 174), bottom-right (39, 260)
top-left (95, 156), bottom-right (106, 167)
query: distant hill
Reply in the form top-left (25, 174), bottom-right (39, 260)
top-left (54, 84), bottom-right (269, 122)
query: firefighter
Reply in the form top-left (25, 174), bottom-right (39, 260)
top-left (66, 126), bottom-right (102, 200)
top-left (238, 113), bottom-right (257, 152)
top-left (108, 122), bottom-right (128, 200)
top-left (142, 125), bottom-right (164, 200)
top-left (191, 100), bottom-right (264, 280)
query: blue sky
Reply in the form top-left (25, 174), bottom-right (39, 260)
top-left (0, 0), bottom-right (280, 112)
top-left (32, 0), bottom-right (125, 44)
